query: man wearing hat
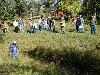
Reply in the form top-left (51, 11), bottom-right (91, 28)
top-left (9, 41), bottom-right (19, 62)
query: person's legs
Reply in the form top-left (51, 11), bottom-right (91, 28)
top-left (13, 52), bottom-right (18, 63)
top-left (39, 25), bottom-right (40, 31)
top-left (28, 26), bottom-right (32, 34)
top-left (61, 26), bottom-right (64, 33)
top-left (3, 28), bottom-right (7, 33)
top-left (78, 28), bottom-right (83, 32)
top-left (61, 26), bottom-right (63, 32)
top-left (62, 26), bottom-right (65, 33)
top-left (15, 26), bottom-right (19, 33)
top-left (18, 25), bottom-right (21, 32)
top-left (21, 24), bottom-right (24, 32)
top-left (33, 28), bottom-right (36, 33)
top-left (51, 25), bottom-right (53, 32)
top-left (78, 28), bottom-right (80, 32)
top-left (91, 26), bottom-right (94, 34)
top-left (93, 25), bottom-right (96, 34)
top-left (82, 28), bottom-right (84, 32)
top-left (46, 24), bottom-right (49, 31)
top-left (53, 26), bottom-right (55, 33)
top-left (40, 25), bottom-right (43, 32)
top-left (76, 25), bottom-right (79, 32)
top-left (51, 25), bottom-right (55, 33)
top-left (49, 23), bottom-right (52, 31)
top-left (43, 25), bottom-right (44, 30)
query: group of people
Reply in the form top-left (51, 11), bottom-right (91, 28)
top-left (0, 15), bottom-right (97, 35)
top-left (75, 15), bottom-right (96, 34)
top-left (12, 17), bottom-right (65, 34)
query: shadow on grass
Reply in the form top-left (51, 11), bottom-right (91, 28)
top-left (96, 43), bottom-right (100, 50)
top-left (68, 29), bottom-right (75, 32)
top-left (24, 46), bottom-right (100, 75)
top-left (0, 34), bottom-right (5, 43)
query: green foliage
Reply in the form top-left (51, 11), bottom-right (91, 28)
top-left (14, 0), bottom-right (27, 17)
top-left (0, 0), bottom-right (15, 20)
top-left (82, 0), bottom-right (100, 16)
top-left (59, 0), bottom-right (82, 16)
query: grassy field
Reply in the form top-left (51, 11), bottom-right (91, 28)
top-left (0, 21), bottom-right (100, 75)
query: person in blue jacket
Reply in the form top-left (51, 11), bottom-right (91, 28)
top-left (9, 41), bottom-right (19, 62)
top-left (40, 19), bottom-right (45, 32)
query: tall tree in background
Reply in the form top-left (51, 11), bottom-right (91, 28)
top-left (82, 0), bottom-right (100, 16)
top-left (59, 0), bottom-right (82, 16)
top-left (0, 0), bottom-right (15, 21)
top-left (14, 0), bottom-right (27, 17)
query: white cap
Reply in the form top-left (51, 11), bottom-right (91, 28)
top-left (13, 41), bottom-right (17, 44)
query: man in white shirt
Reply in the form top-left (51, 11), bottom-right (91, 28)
top-left (13, 20), bottom-right (19, 33)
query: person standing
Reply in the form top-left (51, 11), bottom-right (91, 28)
top-left (90, 15), bottom-right (97, 34)
top-left (51, 18), bottom-right (55, 33)
top-left (47, 17), bottom-right (52, 31)
top-left (18, 18), bottom-right (25, 32)
top-left (38, 18), bottom-right (42, 30)
top-left (30, 20), bottom-right (37, 34)
top-left (3, 21), bottom-right (9, 33)
top-left (9, 41), bottom-right (19, 62)
top-left (44, 19), bottom-right (49, 31)
top-left (39, 19), bottom-right (45, 32)
top-left (76, 16), bottom-right (81, 32)
top-left (79, 15), bottom-right (84, 32)
top-left (60, 17), bottom-right (65, 34)
top-left (13, 20), bottom-right (19, 33)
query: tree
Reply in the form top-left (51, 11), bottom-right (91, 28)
top-left (59, 0), bottom-right (82, 16)
top-left (0, 0), bottom-right (15, 21)
top-left (82, 0), bottom-right (100, 16)
top-left (14, 0), bottom-right (27, 17)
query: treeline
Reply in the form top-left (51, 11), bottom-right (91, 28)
top-left (0, 0), bottom-right (100, 23)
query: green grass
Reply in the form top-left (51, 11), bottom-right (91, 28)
top-left (0, 22), bottom-right (100, 75)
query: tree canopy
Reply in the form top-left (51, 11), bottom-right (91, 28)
top-left (0, 0), bottom-right (100, 21)
top-left (59, 0), bottom-right (82, 16)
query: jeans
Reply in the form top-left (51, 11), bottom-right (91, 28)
top-left (19, 24), bottom-right (24, 32)
top-left (78, 28), bottom-right (84, 32)
top-left (15, 26), bottom-right (19, 33)
top-left (10, 51), bottom-right (18, 62)
top-left (51, 25), bottom-right (55, 33)
top-left (40, 25), bottom-right (44, 32)
top-left (61, 26), bottom-right (65, 33)
top-left (33, 28), bottom-right (36, 33)
top-left (45, 24), bottom-right (49, 30)
top-left (76, 25), bottom-right (79, 32)
top-left (91, 25), bottom-right (96, 34)
top-left (29, 27), bottom-right (36, 34)
top-left (49, 23), bottom-right (52, 31)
